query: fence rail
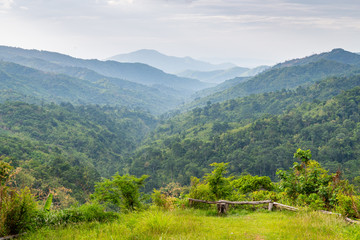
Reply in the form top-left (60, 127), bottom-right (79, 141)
top-left (188, 198), bottom-right (299, 214)
top-left (188, 198), bottom-right (360, 224)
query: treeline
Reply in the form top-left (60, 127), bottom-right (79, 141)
top-left (0, 102), bottom-right (157, 203)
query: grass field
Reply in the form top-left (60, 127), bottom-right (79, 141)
top-left (20, 208), bottom-right (360, 240)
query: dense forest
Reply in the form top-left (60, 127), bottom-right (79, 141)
top-left (130, 77), bottom-right (360, 189)
top-left (0, 102), bottom-right (156, 204)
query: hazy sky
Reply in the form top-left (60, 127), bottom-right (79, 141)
top-left (1, 0), bottom-right (360, 67)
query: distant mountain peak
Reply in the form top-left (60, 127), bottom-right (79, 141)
top-left (132, 49), bottom-right (163, 55)
top-left (330, 48), bottom-right (345, 53)
top-left (107, 49), bottom-right (237, 74)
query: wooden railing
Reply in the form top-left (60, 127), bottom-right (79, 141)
top-left (188, 198), bottom-right (360, 224)
top-left (188, 198), bottom-right (298, 214)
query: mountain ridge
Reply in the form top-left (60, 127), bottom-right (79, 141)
top-left (0, 45), bottom-right (209, 92)
top-left (178, 65), bottom-right (269, 83)
top-left (0, 61), bottom-right (184, 114)
top-left (183, 49), bottom-right (360, 110)
top-left (107, 49), bottom-right (237, 74)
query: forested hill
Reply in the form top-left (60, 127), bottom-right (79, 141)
top-left (0, 61), bottom-right (184, 114)
top-left (186, 49), bottom-right (360, 109)
top-left (130, 75), bottom-right (360, 190)
top-left (0, 102), bottom-right (157, 204)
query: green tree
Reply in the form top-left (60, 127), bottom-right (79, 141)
top-left (92, 173), bottom-right (149, 211)
top-left (206, 163), bottom-right (233, 199)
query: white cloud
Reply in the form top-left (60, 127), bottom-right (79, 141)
top-left (0, 0), bottom-right (14, 10)
top-left (106, 0), bottom-right (134, 5)
top-left (0, 0), bottom-right (359, 65)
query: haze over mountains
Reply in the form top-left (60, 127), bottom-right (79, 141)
top-left (108, 49), bottom-right (237, 74)
top-left (108, 49), bottom-right (270, 84)
top-left (0, 46), bottom-right (208, 91)
top-left (0, 46), bottom-right (215, 114)
top-left (1, 46), bottom-right (360, 116)
top-left (178, 65), bottom-right (269, 84)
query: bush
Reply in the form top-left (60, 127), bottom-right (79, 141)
top-left (231, 175), bottom-right (273, 194)
top-left (91, 173), bottom-right (149, 212)
top-left (335, 193), bottom-right (360, 219)
top-left (33, 203), bottom-right (118, 228)
top-left (152, 182), bottom-right (188, 210)
top-left (1, 187), bottom-right (37, 236)
top-left (1, 160), bottom-right (37, 237)
top-left (296, 193), bottom-right (325, 210)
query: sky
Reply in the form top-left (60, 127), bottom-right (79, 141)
top-left (0, 0), bottom-right (360, 67)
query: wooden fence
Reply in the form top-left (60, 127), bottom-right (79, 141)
top-left (188, 198), bottom-right (360, 224)
top-left (188, 198), bottom-right (298, 214)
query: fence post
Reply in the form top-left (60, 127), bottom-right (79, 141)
top-left (217, 200), bottom-right (229, 215)
top-left (268, 202), bottom-right (273, 211)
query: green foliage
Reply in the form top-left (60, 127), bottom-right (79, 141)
top-left (0, 158), bottom-right (12, 185)
top-left (0, 187), bottom-right (37, 236)
top-left (294, 148), bottom-right (312, 165)
top-left (92, 173), bottom-right (149, 212)
top-left (276, 150), bottom-right (333, 204)
top-left (151, 182), bottom-right (186, 210)
top-left (276, 149), bottom-right (360, 217)
top-left (131, 81), bottom-right (360, 189)
top-left (0, 160), bottom-right (37, 237)
top-left (189, 163), bottom-right (233, 202)
top-left (0, 102), bottom-right (156, 203)
top-left (205, 163), bottom-right (233, 199)
top-left (335, 193), bottom-right (360, 218)
top-left (188, 177), bottom-right (215, 203)
top-left (33, 203), bottom-right (118, 229)
top-left (44, 193), bottom-right (53, 212)
top-left (231, 174), bottom-right (273, 194)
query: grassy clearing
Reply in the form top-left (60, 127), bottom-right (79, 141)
top-left (20, 208), bottom-right (360, 240)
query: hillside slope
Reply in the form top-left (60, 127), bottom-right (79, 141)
top-left (130, 75), bottom-right (360, 189)
top-left (0, 61), bottom-right (183, 114)
top-left (0, 102), bottom-right (157, 202)
top-left (185, 56), bottom-right (360, 109)
top-left (0, 46), bottom-right (209, 92)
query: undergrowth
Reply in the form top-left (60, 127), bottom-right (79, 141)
top-left (20, 208), bottom-right (360, 240)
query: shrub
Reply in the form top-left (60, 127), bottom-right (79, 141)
top-left (231, 174), bottom-right (273, 194)
top-left (1, 160), bottom-right (37, 237)
top-left (151, 182), bottom-right (188, 210)
top-left (91, 173), bottom-right (149, 212)
top-left (33, 203), bottom-right (118, 228)
top-left (335, 193), bottom-right (360, 219)
top-left (1, 187), bottom-right (37, 236)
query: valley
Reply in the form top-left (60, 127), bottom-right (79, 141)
top-left (2, 46), bottom-right (360, 239)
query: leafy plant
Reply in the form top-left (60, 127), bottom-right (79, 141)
top-left (1, 160), bottom-right (37, 237)
top-left (92, 173), bottom-right (149, 211)
top-left (44, 193), bottom-right (53, 212)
